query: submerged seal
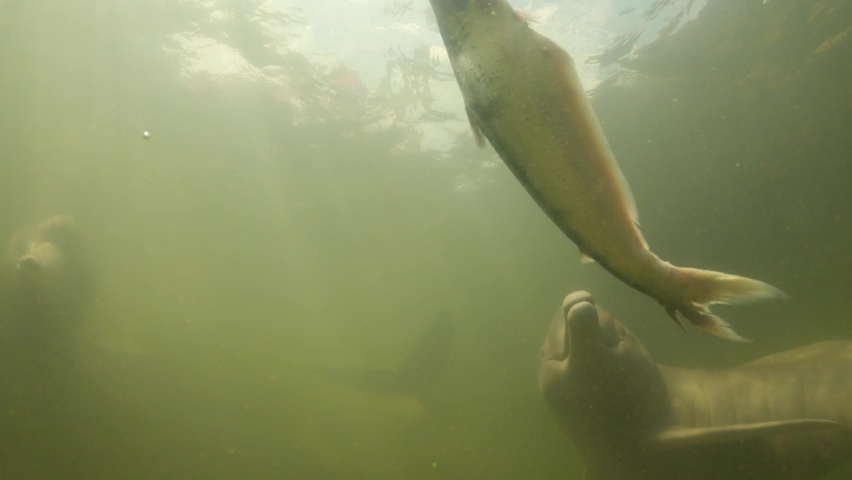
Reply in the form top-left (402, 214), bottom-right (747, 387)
top-left (538, 291), bottom-right (852, 480)
top-left (0, 215), bottom-right (95, 407)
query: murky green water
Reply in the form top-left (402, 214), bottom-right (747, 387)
top-left (0, 0), bottom-right (849, 478)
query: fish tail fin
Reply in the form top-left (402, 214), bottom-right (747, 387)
top-left (664, 267), bottom-right (787, 342)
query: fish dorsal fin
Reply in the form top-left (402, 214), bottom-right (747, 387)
top-left (648, 419), bottom-right (848, 451)
top-left (513, 8), bottom-right (537, 23)
top-left (531, 33), bottom-right (644, 235)
top-left (466, 106), bottom-right (488, 149)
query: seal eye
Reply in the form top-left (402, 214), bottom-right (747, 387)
top-left (599, 316), bottom-right (620, 349)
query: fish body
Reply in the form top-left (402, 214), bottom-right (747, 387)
top-left (428, 0), bottom-right (784, 341)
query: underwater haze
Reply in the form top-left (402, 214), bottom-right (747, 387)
top-left (0, 0), bottom-right (850, 478)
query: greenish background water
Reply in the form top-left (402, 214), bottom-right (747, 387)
top-left (0, 0), bottom-right (849, 478)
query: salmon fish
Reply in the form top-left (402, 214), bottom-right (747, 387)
top-left (428, 0), bottom-right (785, 341)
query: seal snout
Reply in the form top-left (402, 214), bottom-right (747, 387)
top-left (561, 290), bottom-right (594, 314)
top-left (566, 301), bottom-right (601, 339)
top-left (13, 241), bottom-right (61, 288)
top-left (14, 255), bottom-right (43, 286)
top-left (565, 298), bottom-right (607, 361)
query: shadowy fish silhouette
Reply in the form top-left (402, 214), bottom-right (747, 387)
top-left (319, 313), bottom-right (454, 408)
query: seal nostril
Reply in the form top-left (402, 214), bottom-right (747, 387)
top-left (15, 256), bottom-right (42, 283)
top-left (565, 301), bottom-right (604, 355)
top-left (18, 256), bottom-right (40, 271)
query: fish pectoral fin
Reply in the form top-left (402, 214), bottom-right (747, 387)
top-left (648, 420), bottom-right (847, 450)
top-left (465, 107), bottom-right (488, 149)
top-left (579, 251), bottom-right (596, 264)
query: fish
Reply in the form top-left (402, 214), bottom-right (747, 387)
top-left (427, 0), bottom-right (786, 341)
top-left (538, 291), bottom-right (852, 480)
top-left (318, 313), bottom-right (454, 408)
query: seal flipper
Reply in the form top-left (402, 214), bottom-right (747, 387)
top-left (648, 419), bottom-right (848, 451)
